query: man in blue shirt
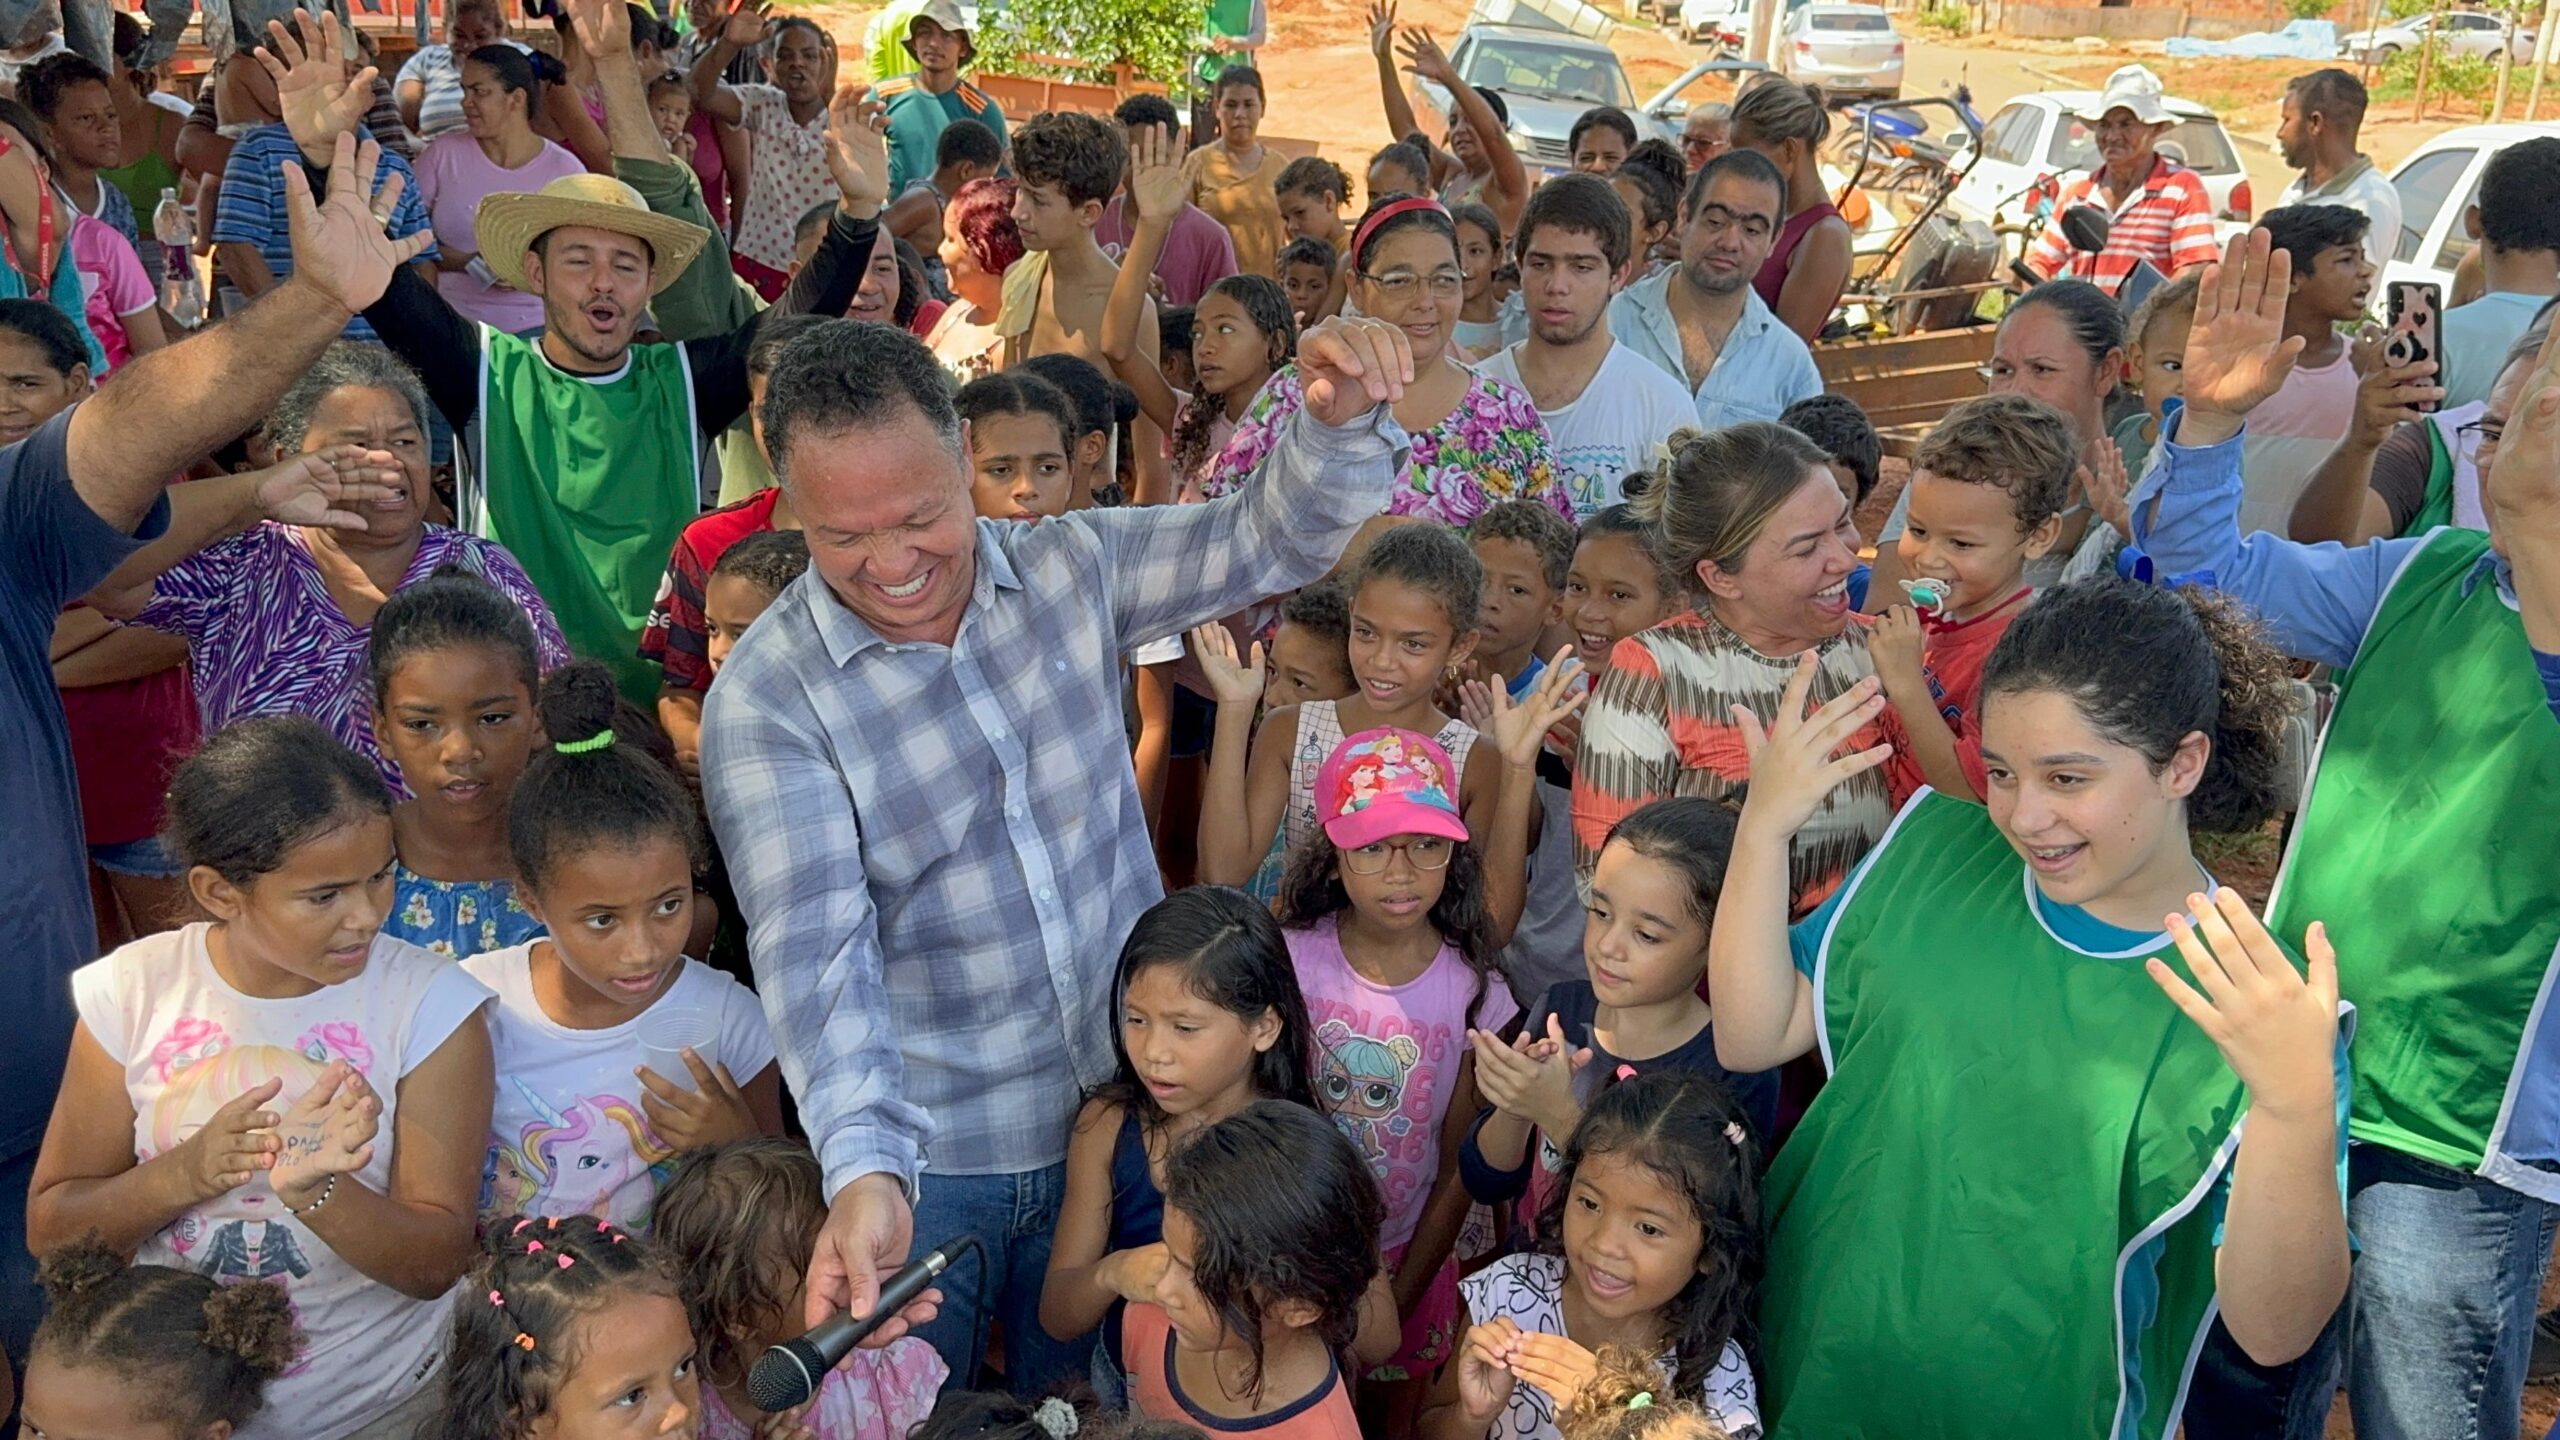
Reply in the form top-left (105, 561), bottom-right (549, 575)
top-left (0, 129), bottom-right (423, 1385)
top-left (213, 119), bottom-right (435, 342)
top-left (1608, 148), bottom-right (1822, 430)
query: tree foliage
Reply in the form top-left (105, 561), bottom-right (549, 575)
top-left (970, 0), bottom-right (1208, 96)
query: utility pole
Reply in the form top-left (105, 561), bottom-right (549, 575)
top-left (2493, 6), bottom-right (2517, 118)
top-left (1749, 0), bottom-right (1781, 65)
top-left (2530, 0), bottom-right (2556, 119)
top-left (2413, 0), bottom-right (2447, 120)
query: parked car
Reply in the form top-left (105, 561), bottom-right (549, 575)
top-left (2379, 120), bottom-right (2560, 297)
top-left (1674, 0), bottom-right (1745, 45)
top-left (1775, 3), bottom-right (1903, 101)
top-left (1944, 91), bottom-right (2253, 238)
top-left (1636, 54), bottom-right (1773, 142)
top-left (2342, 9), bottom-right (2539, 64)
top-left (1412, 22), bottom-right (1641, 177)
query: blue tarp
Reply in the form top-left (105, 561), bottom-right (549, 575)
top-left (2165, 19), bottom-right (2338, 59)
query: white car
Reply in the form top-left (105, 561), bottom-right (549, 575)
top-left (1674, 0), bottom-right (1744, 44)
top-left (2379, 121), bottom-right (2560, 296)
top-left (1776, 4), bottom-right (1902, 101)
top-left (2342, 10), bottom-right (2538, 64)
top-left (1945, 92), bottom-right (2254, 238)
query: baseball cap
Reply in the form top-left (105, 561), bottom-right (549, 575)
top-left (1315, 727), bottom-right (1471, 852)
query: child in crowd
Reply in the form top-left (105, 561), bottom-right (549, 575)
top-left (374, 569), bottom-right (548, 961)
top-left (1775, 396), bottom-right (1882, 610)
top-left (463, 660), bottom-right (779, 1230)
top-left (2117, 269), bottom-right (2201, 480)
top-left (1123, 1101), bottom-right (1384, 1437)
top-left (1275, 155), bottom-right (1352, 254)
top-left (1562, 494), bottom-right (1679, 683)
top-left (1452, 201), bottom-right (1508, 358)
top-left (1369, 140), bottom-right (1435, 204)
top-left (647, 72), bottom-right (695, 158)
top-left (1274, 725), bottom-right (1520, 1431)
top-left (2237, 203), bottom-right (2374, 535)
top-left (34, 716), bottom-right (495, 1440)
top-left (1470, 500), bottom-right (1575, 702)
top-left (1044, 888), bottom-right (1392, 1377)
top-left (1157, 304), bottom-right (1197, 394)
top-left (703, 528), bottom-right (810, 674)
top-left (21, 1238), bottom-right (296, 1440)
top-left (1711, 583), bottom-right (2348, 1436)
top-left (1869, 392), bottom-right (2075, 803)
top-left (1427, 1072), bottom-right (1763, 1440)
top-left (655, 1139), bottom-right (947, 1438)
top-left (1280, 236), bottom-right (1341, 327)
top-left (1618, 140), bottom-right (1686, 203)
top-left (688, 9), bottom-right (838, 299)
top-left (444, 1212), bottom-right (699, 1439)
top-left (1008, 110), bottom-right (1154, 372)
top-left (1020, 350), bottom-right (1143, 510)
top-left (886, 116), bottom-right (1004, 298)
top-left (1607, 165), bottom-right (1677, 278)
top-left (957, 370), bottom-right (1081, 521)
top-left (1557, 1346), bottom-right (1733, 1440)
top-left (1190, 587), bottom-right (1364, 882)
top-left (1465, 797), bottom-right (1780, 1221)
top-left (1103, 121), bottom-right (1296, 504)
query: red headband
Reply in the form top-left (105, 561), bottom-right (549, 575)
top-left (1351, 196), bottom-right (1451, 268)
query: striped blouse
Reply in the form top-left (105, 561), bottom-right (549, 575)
top-left (1571, 609), bottom-right (1896, 919)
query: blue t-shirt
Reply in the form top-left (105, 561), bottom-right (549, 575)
top-left (212, 125), bottom-right (435, 344)
top-left (1789, 859), bottom-right (2352, 1439)
top-left (0, 410), bottom-right (168, 1156)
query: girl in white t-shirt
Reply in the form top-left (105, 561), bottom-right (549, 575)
top-left (31, 716), bottom-right (496, 1440)
top-left (462, 660), bottom-right (779, 1232)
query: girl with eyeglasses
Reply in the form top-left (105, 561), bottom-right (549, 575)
top-left (1197, 193), bottom-right (1571, 527)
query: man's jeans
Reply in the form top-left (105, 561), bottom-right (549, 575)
top-left (2183, 1306), bottom-right (2346, 1440)
top-left (911, 1162), bottom-right (1093, 1396)
top-left (2349, 1146), bottom-right (2560, 1440)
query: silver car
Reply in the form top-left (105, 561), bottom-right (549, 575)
top-left (2342, 9), bottom-right (2539, 64)
top-left (1777, 4), bottom-right (1903, 102)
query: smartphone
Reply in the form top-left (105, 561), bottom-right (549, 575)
top-left (2384, 280), bottom-right (2443, 414)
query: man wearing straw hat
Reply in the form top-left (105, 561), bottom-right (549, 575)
top-left (255, 4), bottom-right (887, 703)
top-left (2021, 63), bottom-right (2219, 293)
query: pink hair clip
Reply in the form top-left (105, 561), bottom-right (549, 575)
top-left (488, 1290), bottom-right (505, 1306)
top-left (1615, 1064), bottom-right (1639, 1083)
top-left (556, 1254), bottom-right (574, 1270)
top-left (511, 1218), bottom-right (534, 1235)
top-left (525, 1241), bottom-right (544, 1254)
top-left (1723, 1122), bottom-right (1746, 1147)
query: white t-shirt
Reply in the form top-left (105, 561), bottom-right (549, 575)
top-left (1476, 340), bottom-right (1696, 519)
top-left (461, 945), bottom-right (774, 1230)
top-left (1458, 1253), bottom-right (1761, 1440)
top-left (2277, 156), bottom-right (2404, 270)
top-left (72, 924), bottom-right (493, 1440)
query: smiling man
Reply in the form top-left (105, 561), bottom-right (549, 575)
top-left (1608, 148), bottom-right (1821, 430)
top-left (700, 311), bottom-right (1417, 1400)
top-left (2022, 64), bottom-right (2218, 290)
top-left (1476, 173), bottom-right (1691, 520)
top-left (257, 0), bottom-right (876, 701)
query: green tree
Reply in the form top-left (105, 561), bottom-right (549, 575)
top-left (970, 0), bottom-right (1208, 96)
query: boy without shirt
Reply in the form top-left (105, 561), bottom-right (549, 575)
top-left (1003, 110), bottom-right (1157, 376)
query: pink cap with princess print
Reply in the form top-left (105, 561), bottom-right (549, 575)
top-left (1315, 726), bottom-right (1471, 851)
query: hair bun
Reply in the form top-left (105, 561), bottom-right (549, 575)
top-left (200, 1278), bottom-right (300, 1378)
top-left (534, 659), bottom-right (621, 751)
top-left (34, 1237), bottom-right (126, 1305)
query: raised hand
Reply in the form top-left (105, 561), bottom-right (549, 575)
top-left (1397, 27), bottom-right (1458, 86)
top-left (253, 8), bottom-right (375, 163)
top-left (253, 444), bottom-right (407, 531)
top-left (1731, 654), bottom-right (1890, 841)
top-left (824, 82), bottom-right (890, 215)
top-left (171, 1077), bottom-right (283, 1202)
top-left (1127, 122), bottom-right (1189, 225)
top-left (2079, 435), bottom-right (2133, 537)
top-left (563, 0), bottom-right (631, 58)
top-left (722, 0), bottom-right (770, 47)
top-left (1482, 647), bottom-right (1589, 769)
top-left (286, 130), bottom-right (435, 317)
top-left (1297, 315), bottom-right (1415, 428)
top-left (1456, 1317), bottom-right (1524, 1422)
top-left (636, 1049), bottom-right (759, 1152)
top-left (269, 1061), bottom-right (380, 1208)
top-left (2485, 307), bottom-right (2560, 529)
top-left (2147, 888), bottom-right (2340, 1124)
top-left (1505, 1331), bottom-right (1602, 1409)
top-left (1189, 622), bottom-right (1266, 708)
top-left (1366, 0), bottom-right (1397, 59)
top-left (2178, 229), bottom-right (2306, 447)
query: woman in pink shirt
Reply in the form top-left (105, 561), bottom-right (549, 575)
top-left (414, 46), bottom-right (585, 333)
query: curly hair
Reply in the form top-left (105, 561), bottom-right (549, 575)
top-left (1012, 110), bottom-right (1125, 209)
top-left (1276, 154), bottom-right (1351, 203)
top-left (1558, 1344), bottom-right (1730, 1440)
top-left (1979, 578), bottom-right (2298, 835)
top-left (1349, 519), bottom-right (1485, 637)
top-left (1910, 392), bottom-right (2078, 534)
top-left (650, 1140), bottom-right (828, 1396)
top-left (35, 1236), bottom-right (298, 1435)
top-left (441, 1214), bottom-right (682, 1440)
top-left (1172, 273), bottom-right (1294, 479)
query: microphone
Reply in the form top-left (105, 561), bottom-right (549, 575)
top-left (746, 1238), bottom-right (974, 1412)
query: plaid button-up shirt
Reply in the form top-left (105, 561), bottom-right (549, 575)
top-left (700, 405), bottom-right (1408, 1193)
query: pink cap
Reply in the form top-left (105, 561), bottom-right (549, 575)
top-left (1315, 727), bottom-right (1471, 852)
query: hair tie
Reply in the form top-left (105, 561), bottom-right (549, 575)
top-left (488, 1289), bottom-right (505, 1306)
top-left (1615, 1063), bottom-right (1639, 1083)
top-left (515, 1332), bottom-right (537, 1352)
top-left (1349, 195), bottom-right (1449, 268)
top-left (556, 729), bottom-right (616, 755)
top-left (1724, 1121), bottom-right (1746, 1147)
top-left (1627, 1392), bottom-right (1654, 1410)
top-left (525, 1241), bottom-right (544, 1254)
top-left (1647, 438), bottom-right (1677, 475)
top-left (1034, 1397), bottom-right (1081, 1439)
top-left (510, 1218), bottom-right (535, 1235)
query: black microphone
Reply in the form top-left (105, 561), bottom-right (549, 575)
top-left (746, 1238), bottom-right (974, 1412)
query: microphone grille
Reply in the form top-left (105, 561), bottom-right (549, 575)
top-left (745, 1339), bottom-right (823, 1413)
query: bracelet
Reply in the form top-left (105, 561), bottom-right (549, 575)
top-left (285, 1172), bottom-right (338, 1216)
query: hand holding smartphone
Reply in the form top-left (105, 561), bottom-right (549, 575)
top-left (2383, 280), bottom-right (2443, 415)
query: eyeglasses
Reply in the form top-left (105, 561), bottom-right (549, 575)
top-left (1341, 836), bottom-right (1454, 875)
top-left (2457, 417), bottom-right (2504, 463)
top-left (1356, 269), bottom-right (1466, 301)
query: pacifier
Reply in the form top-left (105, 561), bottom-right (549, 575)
top-left (1898, 578), bottom-right (1949, 616)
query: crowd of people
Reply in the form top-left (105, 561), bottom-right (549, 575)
top-left (1, 1), bottom-right (2558, 1437)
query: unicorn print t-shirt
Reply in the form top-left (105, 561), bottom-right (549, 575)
top-left (462, 945), bottom-right (774, 1230)
top-left (1287, 915), bottom-right (1517, 1251)
top-left (72, 924), bottom-right (494, 1440)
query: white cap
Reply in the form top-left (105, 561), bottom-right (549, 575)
top-left (2077, 64), bottom-right (2173, 126)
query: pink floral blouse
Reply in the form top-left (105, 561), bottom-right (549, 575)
top-left (1199, 366), bottom-right (1571, 527)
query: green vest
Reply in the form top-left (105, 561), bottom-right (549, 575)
top-left (2266, 527), bottom-right (2560, 1191)
top-left (1198, 0), bottom-right (1257, 84)
top-left (1762, 793), bottom-right (2249, 1440)
top-left (470, 327), bottom-right (702, 703)
top-left (2409, 413), bottom-right (2458, 535)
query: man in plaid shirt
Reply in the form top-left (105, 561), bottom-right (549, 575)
top-left (700, 314), bottom-right (1417, 1391)
top-left (2024, 65), bottom-right (2219, 291)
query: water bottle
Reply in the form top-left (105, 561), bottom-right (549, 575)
top-left (151, 186), bottom-right (203, 330)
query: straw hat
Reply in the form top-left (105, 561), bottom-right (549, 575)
top-left (474, 173), bottom-right (711, 297)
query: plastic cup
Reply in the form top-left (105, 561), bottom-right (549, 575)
top-left (638, 1005), bottom-right (718, 1084)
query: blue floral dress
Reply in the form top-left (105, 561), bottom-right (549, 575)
top-left (385, 865), bottom-right (545, 960)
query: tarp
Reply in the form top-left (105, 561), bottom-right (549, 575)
top-left (2165, 18), bottom-right (2337, 59)
top-left (1468, 0), bottom-right (1616, 41)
